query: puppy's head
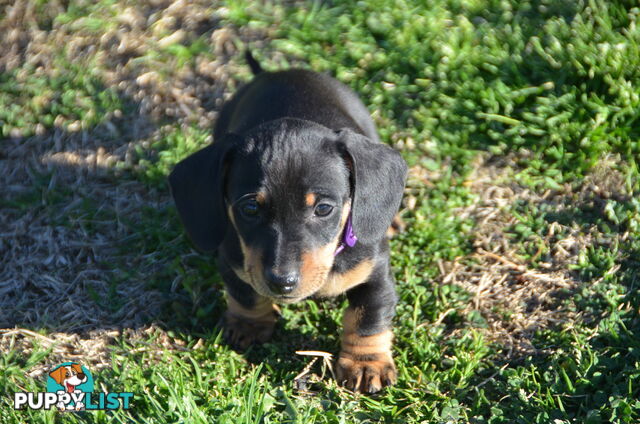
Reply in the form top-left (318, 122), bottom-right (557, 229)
top-left (169, 119), bottom-right (407, 302)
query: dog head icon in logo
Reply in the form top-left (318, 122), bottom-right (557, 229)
top-left (13, 361), bottom-right (133, 411)
top-left (46, 362), bottom-right (94, 411)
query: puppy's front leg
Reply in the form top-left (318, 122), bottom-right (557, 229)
top-left (221, 270), bottom-right (279, 350)
top-left (336, 274), bottom-right (398, 393)
top-left (223, 293), bottom-right (279, 350)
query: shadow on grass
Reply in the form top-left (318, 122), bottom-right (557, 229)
top-left (0, 84), bottom-right (218, 336)
top-left (0, 77), bottom-right (323, 373)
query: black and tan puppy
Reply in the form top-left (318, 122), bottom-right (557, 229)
top-left (169, 53), bottom-right (407, 393)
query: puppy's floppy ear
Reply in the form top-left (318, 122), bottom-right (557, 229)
top-left (336, 128), bottom-right (407, 244)
top-left (168, 134), bottom-right (239, 252)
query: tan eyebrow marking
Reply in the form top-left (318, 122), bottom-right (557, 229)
top-left (305, 193), bottom-right (316, 207)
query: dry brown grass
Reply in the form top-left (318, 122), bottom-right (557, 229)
top-left (433, 155), bottom-right (628, 359)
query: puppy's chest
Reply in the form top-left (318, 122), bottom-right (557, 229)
top-left (314, 259), bottom-right (375, 297)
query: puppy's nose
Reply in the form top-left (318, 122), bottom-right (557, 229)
top-left (264, 270), bottom-right (299, 295)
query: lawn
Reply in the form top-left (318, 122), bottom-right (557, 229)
top-left (1, 0), bottom-right (639, 422)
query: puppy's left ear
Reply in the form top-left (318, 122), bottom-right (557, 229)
top-left (336, 128), bottom-right (408, 244)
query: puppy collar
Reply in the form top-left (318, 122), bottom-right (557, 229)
top-left (334, 214), bottom-right (358, 256)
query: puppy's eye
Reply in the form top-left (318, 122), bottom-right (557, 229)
top-left (314, 203), bottom-right (333, 217)
top-left (240, 200), bottom-right (259, 218)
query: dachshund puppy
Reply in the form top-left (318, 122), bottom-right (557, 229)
top-left (169, 53), bottom-right (407, 393)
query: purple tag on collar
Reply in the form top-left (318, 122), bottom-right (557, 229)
top-left (334, 214), bottom-right (358, 256)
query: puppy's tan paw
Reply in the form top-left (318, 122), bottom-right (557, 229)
top-left (222, 311), bottom-right (276, 351)
top-left (335, 353), bottom-right (397, 393)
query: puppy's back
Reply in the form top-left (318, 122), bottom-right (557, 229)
top-left (214, 69), bottom-right (379, 142)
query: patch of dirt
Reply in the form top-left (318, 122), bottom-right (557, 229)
top-left (438, 155), bottom-right (625, 358)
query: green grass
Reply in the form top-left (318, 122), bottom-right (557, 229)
top-left (2, 0), bottom-right (640, 422)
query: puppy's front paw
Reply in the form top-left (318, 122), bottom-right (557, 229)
top-left (336, 352), bottom-right (397, 393)
top-left (222, 311), bottom-right (277, 351)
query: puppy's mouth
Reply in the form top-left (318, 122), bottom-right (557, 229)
top-left (270, 294), bottom-right (301, 303)
top-left (253, 284), bottom-right (308, 303)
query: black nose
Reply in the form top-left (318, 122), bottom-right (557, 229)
top-left (264, 270), bottom-right (299, 295)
